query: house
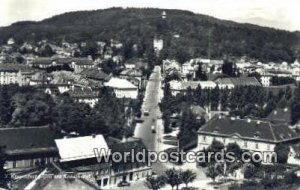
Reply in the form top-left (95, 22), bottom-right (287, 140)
top-left (198, 116), bottom-right (300, 163)
top-left (169, 80), bottom-right (216, 96)
top-left (109, 138), bottom-right (152, 185)
top-left (54, 135), bottom-right (152, 188)
top-left (80, 68), bottom-right (109, 85)
top-left (105, 77), bottom-right (138, 99)
top-left (70, 58), bottom-right (94, 73)
top-left (55, 135), bottom-right (111, 189)
top-left (119, 69), bottom-right (143, 88)
top-left (163, 59), bottom-right (181, 74)
top-left (67, 86), bottom-right (99, 107)
top-left (0, 64), bottom-right (35, 86)
top-left (0, 126), bottom-right (58, 171)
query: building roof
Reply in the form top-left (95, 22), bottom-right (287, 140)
top-left (267, 108), bottom-right (291, 123)
top-left (0, 63), bottom-right (33, 72)
top-left (198, 116), bottom-right (299, 143)
top-left (120, 69), bottom-right (142, 77)
top-left (67, 87), bottom-right (98, 99)
top-left (55, 135), bottom-right (109, 162)
top-left (0, 126), bottom-right (57, 155)
top-left (105, 77), bottom-right (137, 89)
top-left (80, 68), bottom-right (108, 81)
top-left (215, 77), bottom-right (261, 87)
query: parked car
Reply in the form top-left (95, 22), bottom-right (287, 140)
top-left (151, 125), bottom-right (156, 133)
top-left (117, 181), bottom-right (130, 187)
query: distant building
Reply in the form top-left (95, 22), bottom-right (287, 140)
top-left (80, 68), bottom-right (109, 85)
top-left (7, 38), bottom-right (15, 45)
top-left (119, 69), bottom-right (143, 88)
top-left (0, 126), bottom-right (58, 171)
top-left (215, 77), bottom-right (261, 88)
top-left (67, 86), bottom-right (99, 107)
top-left (198, 116), bottom-right (300, 163)
top-left (105, 77), bottom-right (138, 99)
top-left (153, 37), bottom-right (163, 53)
top-left (260, 76), bottom-right (271, 87)
top-left (162, 11), bottom-right (167, 19)
top-left (0, 64), bottom-right (35, 86)
top-left (169, 80), bottom-right (217, 96)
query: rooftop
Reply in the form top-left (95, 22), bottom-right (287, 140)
top-left (0, 126), bottom-right (57, 155)
top-left (55, 134), bottom-right (109, 162)
top-left (105, 77), bottom-right (137, 89)
top-left (198, 116), bottom-right (299, 143)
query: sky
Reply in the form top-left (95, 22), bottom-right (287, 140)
top-left (0, 0), bottom-right (299, 31)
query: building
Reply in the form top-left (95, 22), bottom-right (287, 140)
top-left (105, 77), bottom-right (138, 99)
top-left (215, 77), bottom-right (261, 89)
top-left (260, 76), bottom-right (272, 87)
top-left (119, 69), bottom-right (143, 88)
top-left (169, 80), bottom-right (217, 96)
top-left (0, 64), bottom-right (35, 86)
top-left (0, 126), bottom-right (58, 171)
top-left (153, 37), bottom-right (163, 52)
top-left (55, 135), bottom-right (111, 189)
top-left (80, 68), bottom-right (109, 85)
top-left (54, 135), bottom-right (152, 188)
top-left (67, 86), bottom-right (99, 107)
top-left (198, 116), bottom-right (300, 163)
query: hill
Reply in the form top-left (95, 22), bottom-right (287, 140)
top-left (0, 7), bottom-right (299, 62)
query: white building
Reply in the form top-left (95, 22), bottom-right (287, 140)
top-left (260, 76), bottom-right (271, 87)
top-left (105, 77), bottom-right (138, 99)
top-left (153, 38), bottom-right (163, 52)
top-left (169, 80), bottom-right (217, 96)
top-left (198, 116), bottom-right (300, 163)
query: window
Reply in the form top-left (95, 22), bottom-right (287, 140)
top-left (255, 143), bottom-right (259, 149)
top-left (203, 135), bottom-right (206, 141)
top-left (244, 141), bottom-right (247, 148)
top-left (267, 144), bottom-right (270, 150)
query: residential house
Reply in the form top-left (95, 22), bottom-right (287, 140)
top-left (0, 126), bottom-right (58, 171)
top-left (80, 68), bottom-right (109, 85)
top-left (215, 77), bottom-right (261, 89)
top-left (67, 86), bottom-right (99, 107)
top-left (119, 69), bottom-right (143, 88)
top-left (169, 80), bottom-right (217, 96)
top-left (105, 77), bottom-right (138, 99)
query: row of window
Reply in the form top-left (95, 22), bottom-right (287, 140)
top-left (202, 135), bottom-right (271, 150)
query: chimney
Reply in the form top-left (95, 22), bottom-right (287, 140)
top-left (256, 120), bottom-right (261, 125)
top-left (247, 118), bottom-right (251, 123)
top-left (274, 111), bottom-right (277, 115)
top-left (92, 134), bottom-right (96, 138)
top-left (231, 117), bottom-right (236, 120)
top-left (284, 108), bottom-right (288, 112)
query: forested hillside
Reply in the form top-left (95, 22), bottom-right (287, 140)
top-left (0, 7), bottom-right (299, 62)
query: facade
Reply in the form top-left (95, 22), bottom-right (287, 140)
top-left (169, 80), bottom-right (217, 96)
top-left (67, 86), bottom-right (99, 107)
top-left (260, 76), bottom-right (272, 87)
top-left (198, 116), bottom-right (300, 163)
top-left (0, 64), bottom-right (35, 86)
top-left (105, 77), bottom-right (138, 99)
top-left (0, 126), bottom-right (58, 171)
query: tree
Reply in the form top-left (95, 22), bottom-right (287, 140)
top-left (222, 60), bottom-right (237, 77)
top-left (195, 64), bottom-right (207, 81)
top-left (180, 170), bottom-right (196, 188)
top-left (0, 147), bottom-right (10, 188)
top-left (206, 163), bottom-right (221, 182)
top-left (144, 176), bottom-right (166, 190)
top-left (274, 144), bottom-right (289, 164)
top-left (164, 168), bottom-right (182, 190)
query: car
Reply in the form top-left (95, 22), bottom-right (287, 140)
top-left (117, 181), bottom-right (130, 187)
top-left (151, 125), bottom-right (156, 133)
top-left (144, 109), bottom-right (150, 116)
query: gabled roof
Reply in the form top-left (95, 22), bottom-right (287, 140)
top-left (0, 126), bottom-right (57, 155)
top-left (198, 116), bottom-right (299, 143)
top-left (120, 69), bottom-right (142, 77)
top-left (105, 77), bottom-right (137, 89)
top-left (55, 135), bottom-right (109, 162)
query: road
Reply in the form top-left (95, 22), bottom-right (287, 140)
top-left (134, 66), bottom-right (163, 152)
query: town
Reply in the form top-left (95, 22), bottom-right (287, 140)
top-left (0, 7), bottom-right (300, 190)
